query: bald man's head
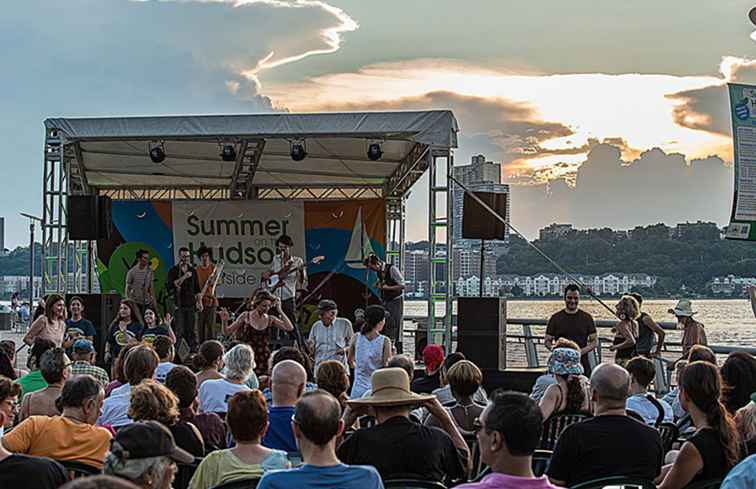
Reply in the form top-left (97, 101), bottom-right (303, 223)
top-left (271, 359), bottom-right (307, 406)
top-left (294, 390), bottom-right (343, 446)
top-left (590, 363), bottom-right (630, 407)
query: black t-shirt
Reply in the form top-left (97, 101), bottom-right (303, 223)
top-left (337, 416), bottom-right (466, 483)
top-left (547, 415), bottom-right (662, 486)
top-left (142, 325), bottom-right (171, 346)
top-left (547, 309), bottom-right (597, 372)
top-left (411, 371), bottom-right (441, 394)
top-left (688, 428), bottom-right (730, 483)
top-left (65, 318), bottom-right (97, 340)
top-left (0, 454), bottom-right (67, 489)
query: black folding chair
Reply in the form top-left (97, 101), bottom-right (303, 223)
top-left (532, 449), bottom-right (552, 477)
top-left (658, 421), bottom-right (680, 454)
top-left (569, 476), bottom-right (656, 489)
top-left (211, 477), bottom-right (260, 489)
top-left (682, 479), bottom-right (722, 489)
top-left (539, 413), bottom-right (592, 450)
top-left (383, 480), bottom-right (447, 489)
top-left (175, 458), bottom-right (202, 489)
top-left (57, 459), bottom-right (101, 480)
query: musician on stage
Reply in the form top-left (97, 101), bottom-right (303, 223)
top-left (166, 246), bottom-right (201, 352)
top-left (261, 235), bottom-right (307, 329)
top-left (125, 249), bottom-right (156, 316)
top-left (364, 253), bottom-right (405, 350)
top-left (196, 246), bottom-right (220, 344)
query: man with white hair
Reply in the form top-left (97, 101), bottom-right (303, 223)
top-left (308, 299), bottom-right (354, 372)
top-left (263, 359), bottom-right (307, 452)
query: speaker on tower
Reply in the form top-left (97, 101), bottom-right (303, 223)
top-left (461, 191), bottom-right (507, 240)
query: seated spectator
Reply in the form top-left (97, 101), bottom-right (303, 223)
top-left (411, 344), bottom-right (445, 394)
top-left (662, 360), bottom-right (688, 420)
top-left (98, 345), bottom-right (159, 428)
top-left (315, 359), bottom-right (350, 410)
top-left (193, 340), bottom-right (224, 387)
top-left (261, 347), bottom-right (318, 404)
top-left (338, 367), bottom-right (469, 483)
top-left (60, 475), bottom-right (142, 489)
top-left (530, 339), bottom-right (579, 403)
top-left (258, 390), bottom-right (383, 489)
top-left (0, 349), bottom-right (15, 380)
top-left (128, 380), bottom-right (205, 458)
top-left (688, 344), bottom-right (717, 365)
top-left (432, 352), bottom-right (488, 406)
top-left (199, 344), bottom-right (254, 415)
top-left (720, 351), bottom-right (756, 415)
top-left (19, 347), bottom-right (70, 421)
top-left (0, 375), bottom-right (68, 489)
top-left (3, 375), bottom-right (112, 469)
top-left (657, 361), bottom-right (741, 489)
top-left (456, 391), bottom-right (562, 489)
top-left (152, 336), bottom-right (178, 384)
top-left (106, 344), bottom-right (137, 397)
top-left (103, 420), bottom-right (194, 489)
top-left (735, 394), bottom-right (756, 456)
top-left (17, 338), bottom-right (55, 399)
top-left (722, 453), bottom-right (756, 489)
top-left (70, 339), bottom-right (110, 388)
top-left (626, 356), bottom-right (673, 426)
top-left (0, 339), bottom-right (27, 378)
top-left (190, 390), bottom-right (289, 489)
top-left (425, 360), bottom-right (485, 433)
top-left (539, 346), bottom-right (591, 420)
top-left (262, 359), bottom-right (307, 452)
top-left (547, 363), bottom-right (662, 487)
top-left (165, 365), bottom-right (227, 454)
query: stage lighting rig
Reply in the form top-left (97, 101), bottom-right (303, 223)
top-left (367, 142), bottom-right (383, 161)
top-left (221, 144), bottom-right (237, 162)
top-left (290, 140), bottom-right (307, 162)
top-left (149, 141), bottom-right (166, 163)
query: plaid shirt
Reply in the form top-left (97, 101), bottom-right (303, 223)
top-left (70, 361), bottom-right (110, 388)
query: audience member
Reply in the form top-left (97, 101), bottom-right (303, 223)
top-left (199, 344), bottom-right (254, 415)
top-left (530, 339), bottom-right (579, 403)
top-left (60, 475), bottom-right (142, 489)
top-left (315, 359), bottom-right (351, 410)
top-left (545, 284), bottom-right (597, 374)
top-left (190, 390), bottom-right (289, 489)
top-left (629, 292), bottom-right (665, 358)
top-left (662, 360), bottom-right (689, 420)
top-left (19, 347), bottom-right (70, 421)
top-left (0, 339), bottom-right (27, 378)
top-left (720, 351), bottom-right (756, 415)
top-left (721, 453), bottom-right (756, 489)
top-left (0, 375), bottom-right (67, 489)
top-left (625, 356), bottom-right (673, 426)
top-left (432, 352), bottom-right (488, 405)
top-left (735, 396), bottom-right (756, 455)
top-left (193, 340), bottom-right (224, 386)
top-left (610, 295), bottom-right (639, 366)
top-left (23, 294), bottom-right (66, 348)
top-left (65, 296), bottom-right (97, 348)
top-left (3, 375), bottom-right (112, 469)
top-left (70, 339), bottom-right (110, 388)
top-left (263, 359), bottom-right (307, 452)
top-left (128, 380), bottom-right (204, 458)
top-left (141, 308), bottom-right (175, 346)
top-left (657, 361), bottom-right (741, 489)
top-left (455, 391), bottom-right (562, 489)
top-left (539, 347), bottom-right (591, 420)
top-left (106, 299), bottom-right (144, 364)
top-left (308, 299), bottom-right (354, 372)
top-left (338, 367), bottom-right (468, 483)
top-left (547, 363), bottom-right (662, 487)
top-left (668, 299), bottom-right (707, 366)
top-left (412, 344), bottom-right (445, 394)
top-left (17, 338), bottom-right (55, 399)
top-left (165, 365), bottom-right (227, 454)
top-left (153, 336), bottom-right (178, 384)
top-left (103, 420), bottom-right (194, 489)
top-left (258, 390), bottom-right (384, 489)
top-left (348, 304), bottom-right (391, 399)
top-left (425, 360), bottom-right (485, 433)
top-left (106, 344), bottom-right (137, 397)
top-left (0, 348), bottom-right (15, 380)
top-left (688, 344), bottom-right (717, 365)
top-left (98, 345), bottom-right (159, 428)
top-left (261, 347), bottom-right (317, 403)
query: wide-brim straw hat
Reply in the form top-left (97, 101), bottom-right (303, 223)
top-left (347, 368), bottom-right (434, 407)
top-left (668, 298), bottom-right (696, 317)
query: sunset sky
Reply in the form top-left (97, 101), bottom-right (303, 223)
top-left (3, 0), bottom-right (756, 245)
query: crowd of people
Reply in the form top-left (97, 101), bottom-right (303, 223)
top-left (1, 285), bottom-right (756, 489)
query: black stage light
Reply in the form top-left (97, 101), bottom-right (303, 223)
top-left (149, 144), bottom-right (165, 163)
top-left (221, 144), bottom-right (236, 162)
top-left (367, 142), bottom-right (383, 161)
top-left (291, 142), bottom-right (307, 161)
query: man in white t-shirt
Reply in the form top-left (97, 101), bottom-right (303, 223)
top-left (153, 336), bottom-right (178, 384)
top-left (308, 299), bottom-right (354, 372)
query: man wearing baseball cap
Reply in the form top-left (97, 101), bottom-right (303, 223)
top-left (307, 299), bottom-right (354, 372)
top-left (70, 339), bottom-right (110, 388)
top-left (104, 420), bottom-right (194, 489)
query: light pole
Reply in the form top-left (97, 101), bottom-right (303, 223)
top-left (20, 213), bottom-right (41, 324)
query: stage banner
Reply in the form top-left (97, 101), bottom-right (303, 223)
top-left (172, 200), bottom-right (305, 297)
top-left (726, 83), bottom-right (756, 240)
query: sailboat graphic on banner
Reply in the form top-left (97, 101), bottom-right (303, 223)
top-left (345, 207), bottom-right (375, 269)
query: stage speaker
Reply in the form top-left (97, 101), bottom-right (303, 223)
top-left (67, 195), bottom-right (113, 240)
top-left (65, 293), bottom-right (120, 366)
top-left (461, 191), bottom-right (507, 240)
top-left (456, 297), bottom-right (507, 370)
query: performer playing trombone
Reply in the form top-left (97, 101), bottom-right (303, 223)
top-left (166, 246), bottom-right (200, 352)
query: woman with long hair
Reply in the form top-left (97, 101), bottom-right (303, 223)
top-left (23, 294), bottom-right (66, 347)
top-left (193, 340), bottom-right (225, 387)
top-left (609, 295), bottom-right (639, 366)
top-left (657, 361), bottom-right (741, 489)
top-left (219, 290), bottom-right (293, 377)
top-left (348, 305), bottom-right (391, 399)
top-left (539, 342), bottom-right (592, 420)
top-left (106, 300), bottom-right (144, 364)
top-left (141, 308), bottom-right (176, 346)
top-left (106, 344), bottom-right (136, 397)
top-left (720, 351), bottom-right (756, 415)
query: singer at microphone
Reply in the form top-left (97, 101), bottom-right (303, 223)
top-left (261, 235), bottom-right (307, 344)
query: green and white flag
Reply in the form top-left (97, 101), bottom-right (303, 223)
top-left (726, 83), bottom-right (756, 240)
